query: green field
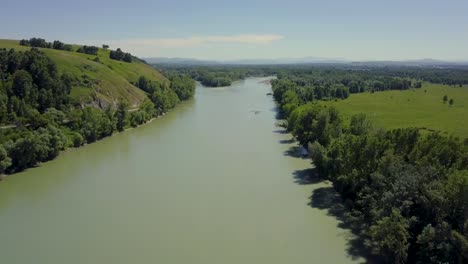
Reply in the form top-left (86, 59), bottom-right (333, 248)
top-left (319, 83), bottom-right (468, 137)
top-left (0, 39), bottom-right (167, 108)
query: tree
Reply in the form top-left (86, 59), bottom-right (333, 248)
top-left (170, 75), bottom-right (196, 101)
top-left (109, 48), bottom-right (133, 62)
top-left (349, 113), bottom-right (373, 135)
top-left (444, 170), bottom-right (468, 230)
top-left (109, 48), bottom-right (124, 61)
top-left (369, 209), bottom-right (410, 264)
top-left (7, 133), bottom-right (49, 171)
top-left (28, 38), bottom-right (49, 48)
top-left (52, 40), bottom-right (65, 50)
top-left (0, 145), bottom-right (12, 174)
top-left (63, 44), bottom-right (73, 51)
top-left (281, 90), bottom-right (300, 116)
top-left (37, 125), bottom-right (68, 160)
top-left (137, 76), bottom-right (148, 91)
top-left (19, 39), bottom-right (30, 46)
top-left (71, 132), bottom-right (84, 147)
top-left (416, 222), bottom-right (463, 264)
top-left (102, 44), bottom-right (109, 49)
top-left (12, 70), bottom-right (34, 100)
top-left (76, 45), bottom-right (99, 55)
top-left (443, 95), bottom-right (448, 103)
top-left (0, 90), bottom-right (7, 123)
top-left (77, 107), bottom-right (114, 142)
top-left (123, 53), bottom-right (132, 63)
top-left (115, 101), bottom-right (128, 132)
top-left (449, 98), bottom-right (454, 106)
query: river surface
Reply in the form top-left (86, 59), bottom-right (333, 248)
top-left (0, 77), bottom-right (363, 263)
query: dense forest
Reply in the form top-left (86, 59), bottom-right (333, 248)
top-left (272, 74), bottom-right (468, 263)
top-left (154, 65), bottom-right (270, 87)
top-left (0, 45), bottom-right (195, 175)
top-left (157, 64), bottom-right (468, 92)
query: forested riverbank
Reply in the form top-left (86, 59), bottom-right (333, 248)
top-left (151, 65), bottom-right (468, 263)
top-left (0, 40), bottom-right (195, 176)
top-left (154, 65), bottom-right (272, 87)
top-left (272, 77), bottom-right (468, 263)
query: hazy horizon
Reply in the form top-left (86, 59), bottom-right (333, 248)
top-left (143, 56), bottom-right (468, 63)
top-left (2, 0), bottom-right (468, 61)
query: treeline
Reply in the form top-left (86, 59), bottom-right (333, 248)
top-left (20, 38), bottom-right (73, 51)
top-left (273, 68), bottom-right (420, 101)
top-left (154, 65), bottom-right (271, 87)
top-left (358, 66), bottom-right (468, 86)
top-left (134, 74), bottom-right (195, 114)
top-left (0, 48), bottom-right (195, 175)
top-left (274, 64), bottom-right (468, 88)
top-left (18, 37), bottom-right (135, 63)
top-left (76, 45), bottom-right (99, 55)
top-left (156, 64), bottom-right (468, 92)
top-left (109, 48), bottom-right (132, 63)
top-left (272, 80), bottom-right (468, 263)
top-left (20, 37), bottom-right (100, 55)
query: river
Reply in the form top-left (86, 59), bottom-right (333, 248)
top-left (0, 77), bottom-right (364, 263)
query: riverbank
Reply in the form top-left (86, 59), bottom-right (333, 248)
top-left (0, 99), bottom-right (192, 179)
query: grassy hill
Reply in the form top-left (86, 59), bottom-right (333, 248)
top-left (0, 39), bottom-right (167, 109)
top-left (319, 83), bottom-right (468, 137)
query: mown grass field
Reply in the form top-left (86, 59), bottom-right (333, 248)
top-left (0, 39), bottom-right (167, 108)
top-left (319, 83), bottom-right (468, 137)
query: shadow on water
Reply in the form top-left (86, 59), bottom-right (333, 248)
top-left (280, 144), bottom-right (376, 262)
top-left (290, 162), bottom-right (379, 262)
top-left (272, 129), bottom-right (289, 134)
top-left (279, 138), bottom-right (295, 144)
top-left (292, 167), bottom-right (324, 185)
top-left (272, 107), bottom-right (284, 120)
top-left (271, 101), bottom-right (377, 263)
top-left (283, 145), bottom-right (309, 159)
top-left (308, 186), bottom-right (379, 263)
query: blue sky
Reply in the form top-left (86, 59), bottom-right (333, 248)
top-left (2, 0), bottom-right (468, 60)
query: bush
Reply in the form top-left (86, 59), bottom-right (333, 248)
top-left (77, 45), bottom-right (99, 55)
top-left (0, 145), bottom-right (12, 174)
top-left (71, 132), bottom-right (84, 147)
top-left (110, 48), bottom-right (133, 63)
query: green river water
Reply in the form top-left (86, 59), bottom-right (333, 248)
top-left (0, 77), bottom-right (364, 263)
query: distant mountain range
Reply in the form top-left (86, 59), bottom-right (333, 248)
top-left (145, 56), bottom-right (349, 65)
top-left (351, 59), bottom-right (468, 67)
top-left (145, 57), bottom-right (468, 66)
top-left (145, 57), bottom-right (219, 65)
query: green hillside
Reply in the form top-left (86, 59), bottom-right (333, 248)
top-left (318, 83), bottom-right (468, 137)
top-left (0, 39), bottom-right (167, 109)
top-left (0, 39), bottom-right (195, 175)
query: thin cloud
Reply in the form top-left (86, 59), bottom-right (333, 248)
top-left (100, 34), bottom-right (284, 49)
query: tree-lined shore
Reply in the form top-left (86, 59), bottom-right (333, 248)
top-left (272, 74), bottom-right (468, 263)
